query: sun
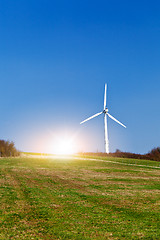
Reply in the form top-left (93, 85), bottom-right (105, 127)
top-left (54, 139), bottom-right (75, 155)
top-left (48, 134), bottom-right (77, 155)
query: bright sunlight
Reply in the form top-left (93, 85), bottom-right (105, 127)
top-left (53, 139), bottom-right (76, 155)
top-left (48, 133), bottom-right (77, 155)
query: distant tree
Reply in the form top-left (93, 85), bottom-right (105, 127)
top-left (147, 147), bottom-right (160, 161)
top-left (150, 147), bottom-right (160, 155)
top-left (0, 140), bottom-right (20, 157)
top-left (115, 149), bottom-right (121, 153)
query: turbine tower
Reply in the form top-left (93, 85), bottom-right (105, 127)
top-left (80, 84), bottom-right (126, 153)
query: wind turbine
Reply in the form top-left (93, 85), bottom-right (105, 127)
top-left (80, 84), bottom-right (126, 153)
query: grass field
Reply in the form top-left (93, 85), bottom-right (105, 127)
top-left (0, 155), bottom-right (160, 239)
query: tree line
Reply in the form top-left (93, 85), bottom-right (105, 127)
top-left (0, 140), bottom-right (20, 157)
top-left (80, 147), bottom-right (160, 162)
top-left (109, 147), bottom-right (160, 162)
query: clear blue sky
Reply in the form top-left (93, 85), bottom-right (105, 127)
top-left (0, 0), bottom-right (160, 154)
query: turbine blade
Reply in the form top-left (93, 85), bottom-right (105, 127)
top-left (108, 113), bottom-right (126, 128)
top-left (80, 111), bottom-right (103, 124)
top-left (104, 83), bottom-right (107, 110)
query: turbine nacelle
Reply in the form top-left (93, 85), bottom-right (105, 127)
top-left (103, 108), bottom-right (108, 114)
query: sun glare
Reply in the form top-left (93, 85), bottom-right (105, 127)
top-left (48, 134), bottom-right (77, 155)
top-left (54, 139), bottom-right (75, 155)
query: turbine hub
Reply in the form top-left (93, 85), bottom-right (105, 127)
top-left (103, 108), bottom-right (108, 114)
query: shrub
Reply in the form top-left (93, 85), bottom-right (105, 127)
top-left (0, 140), bottom-right (20, 157)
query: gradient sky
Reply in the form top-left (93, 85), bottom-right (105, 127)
top-left (0, 0), bottom-right (160, 154)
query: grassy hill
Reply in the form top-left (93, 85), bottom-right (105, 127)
top-left (0, 155), bottom-right (160, 239)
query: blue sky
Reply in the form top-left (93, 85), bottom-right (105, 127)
top-left (0, 0), bottom-right (160, 153)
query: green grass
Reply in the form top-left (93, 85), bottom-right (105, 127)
top-left (0, 156), bottom-right (160, 239)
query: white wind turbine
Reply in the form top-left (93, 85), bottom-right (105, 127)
top-left (80, 84), bottom-right (126, 153)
